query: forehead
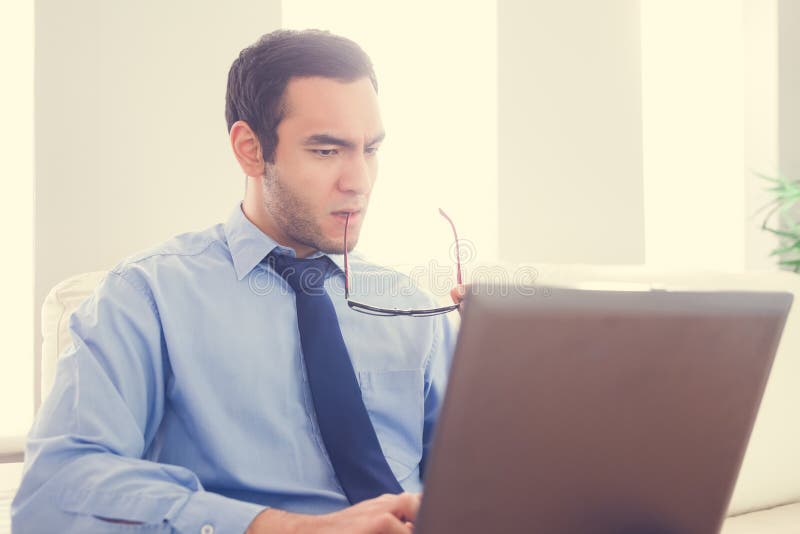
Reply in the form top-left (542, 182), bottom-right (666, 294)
top-left (279, 76), bottom-right (383, 140)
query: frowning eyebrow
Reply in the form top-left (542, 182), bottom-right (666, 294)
top-left (303, 132), bottom-right (386, 149)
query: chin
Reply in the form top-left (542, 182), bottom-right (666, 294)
top-left (323, 223), bottom-right (362, 253)
top-left (328, 236), bottom-right (359, 255)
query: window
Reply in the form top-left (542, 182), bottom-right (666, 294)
top-left (0, 1), bottom-right (34, 437)
top-left (283, 1), bottom-right (499, 291)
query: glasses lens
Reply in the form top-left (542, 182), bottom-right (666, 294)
top-left (344, 209), bottom-right (462, 317)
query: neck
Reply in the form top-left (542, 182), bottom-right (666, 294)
top-left (242, 186), bottom-right (316, 259)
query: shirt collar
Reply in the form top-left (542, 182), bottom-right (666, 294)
top-left (224, 203), bottom-right (346, 281)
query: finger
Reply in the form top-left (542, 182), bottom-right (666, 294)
top-left (389, 492), bottom-right (422, 523)
top-left (372, 512), bottom-right (410, 534)
top-left (450, 285), bottom-right (465, 303)
top-left (405, 493), bottom-right (421, 530)
top-left (450, 286), bottom-right (466, 315)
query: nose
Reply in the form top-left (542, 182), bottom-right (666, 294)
top-left (338, 151), bottom-right (374, 195)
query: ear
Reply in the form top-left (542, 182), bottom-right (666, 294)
top-left (230, 121), bottom-right (266, 177)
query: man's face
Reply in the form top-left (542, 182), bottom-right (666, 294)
top-left (261, 76), bottom-right (383, 257)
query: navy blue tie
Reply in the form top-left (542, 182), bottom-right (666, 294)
top-left (269, 252), bottom-right (403, 503)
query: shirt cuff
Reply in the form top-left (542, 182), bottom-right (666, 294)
top-left (168, 490), bottom-right (266, 534)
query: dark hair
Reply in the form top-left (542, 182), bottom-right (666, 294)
top-left (225, 29), bottom-right (378, 163)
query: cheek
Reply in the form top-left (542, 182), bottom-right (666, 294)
top-left (278, 156), bottom-right (337, 199)
top-left (366, 158), bottom-right (379, 189)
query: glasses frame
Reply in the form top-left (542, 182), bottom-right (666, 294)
top-left (343, 208), bottom-right (463, 317)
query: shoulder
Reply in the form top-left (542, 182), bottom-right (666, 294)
top-left (109, 223), bottom-right (228, 291)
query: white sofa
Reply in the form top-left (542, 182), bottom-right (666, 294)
top-left (39, 266), bottom-right (800, 532)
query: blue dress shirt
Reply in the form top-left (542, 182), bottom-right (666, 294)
top-left (12, 204), bottom-right (456, 533)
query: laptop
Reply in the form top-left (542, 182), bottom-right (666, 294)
top-left (415, 285), bottom-right (792, 534)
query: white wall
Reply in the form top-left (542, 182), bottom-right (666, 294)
top-left (780, 0), bottom-right (800, 180)
top-left (775, 0), bottom-right (800, 270)
top-left (498, 0), bottom-right (645, 265)
top-left (498, 0), bottom-right (788, 270)
top-left (34, 0), bottom-right (282, 408)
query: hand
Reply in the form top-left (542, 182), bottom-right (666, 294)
top-left (246, 492), bottom-right (421, 534)
top-left (450, 284), bottom-right (467, 314)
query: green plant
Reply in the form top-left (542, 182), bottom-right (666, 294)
top-left (760, 172), bottom-right (800, 272)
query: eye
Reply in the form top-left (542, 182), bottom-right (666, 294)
top-left (365, 145), bottom-right (380, 156)
top-left (313, 148), bottom-right (338, 157)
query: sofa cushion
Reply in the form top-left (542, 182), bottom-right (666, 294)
top-left (40, 271), bottom-right (107, 402)
top-left (721, 501), bottom-right (800, 533)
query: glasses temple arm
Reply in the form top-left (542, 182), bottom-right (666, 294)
top-left (344, 213), bottom-right (351, 299)
top-left (438, 208), bottom-right (463, 286)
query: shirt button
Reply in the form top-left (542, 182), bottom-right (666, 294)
top-left (200, 525), bottom-right (214, 534)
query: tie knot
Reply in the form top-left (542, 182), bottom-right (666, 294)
top-left (269, 252), bottom-right (331, 295)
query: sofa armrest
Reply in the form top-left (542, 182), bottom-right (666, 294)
top-left (0, 435), bottom-right (25, 463)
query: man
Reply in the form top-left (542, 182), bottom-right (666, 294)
top-left (12, 30), bottom-right (462, 533)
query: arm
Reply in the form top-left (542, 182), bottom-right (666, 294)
top-left (11, 270), bottom-right (264, 533)
top-left (245, 494), bottom-right (420, 534)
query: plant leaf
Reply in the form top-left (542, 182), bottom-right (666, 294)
top-left (769, 241), bottom-right (800, 256)
top-left (763, 226), bottom-right (799, 238)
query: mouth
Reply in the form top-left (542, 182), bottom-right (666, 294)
top-left (331, 209), bottom-right (362, 224)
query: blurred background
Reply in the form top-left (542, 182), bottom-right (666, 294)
top-left (1, 0), bottom-right (799, 473)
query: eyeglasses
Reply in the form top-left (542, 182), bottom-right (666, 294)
top-left (343, 208), bottom-right (463, 317)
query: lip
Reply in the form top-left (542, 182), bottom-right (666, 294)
top-left (332, 208), bottom-right (363, 214)
top-left (331, 209), bottom-right (362, 221)
top-left (331, 210), bottom-right (361, 226)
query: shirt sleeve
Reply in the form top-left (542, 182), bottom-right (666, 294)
top-left (11, 270), bottom-right (265, 533)
top-left (420, 311), bottom-right (458, 480)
